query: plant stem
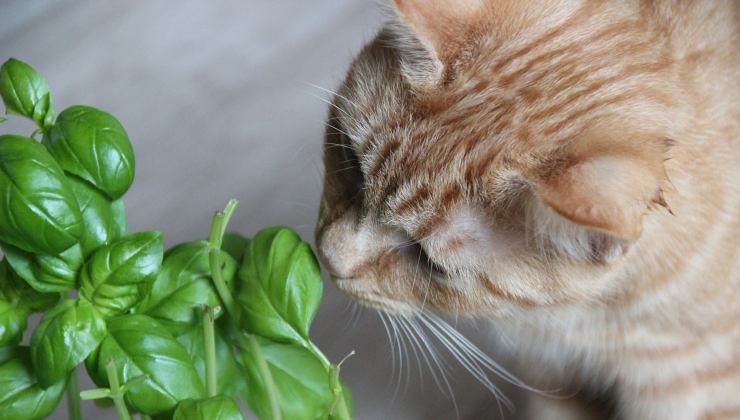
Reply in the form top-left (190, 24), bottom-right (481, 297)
top-left (202, 305), bottom-right (218, 397)
top-left (208, 247), bottom-right (238, 320)
top-left (334, 395), bottom-right (351, 420)
top-left (219, 199), bottom-right (238, 241)
top-left (246, 334), bottom-right (282, 420)
top-left (66, 367), bottom-right (83, 420)
top-left (207, 200), bottom-right (240, 323)
top-left (307, 341), bottom-right (331, 368)
top-left (105, 360), bottom-right (132, 420)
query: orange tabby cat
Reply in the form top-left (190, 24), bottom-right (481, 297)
top-left (316, 0), bottom-right (739, 418)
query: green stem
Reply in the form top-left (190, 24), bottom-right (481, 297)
top-left (246, 334), bottom-right (281, 420)
top-left (307, 341), bottom-right (331, 369)
top-left (218, 199), bottom-right (238, 241)
top-left (66, 367), bottom-right (83, 420)
top-left (202, 305), bottom-right (218, 397)
top-left (306, 340), bottom-right (352, 419)
top-left (208, 248), bottom-right (238, 320)
top-left (334, 396), bottom-right (351, 420)
top-left (105, 360), bottom-right (131, 420)
top-left (207, 200), bottom-right (240, 322)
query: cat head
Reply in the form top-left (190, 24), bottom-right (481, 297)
top-left (316, 0), bottom-right (676, 316)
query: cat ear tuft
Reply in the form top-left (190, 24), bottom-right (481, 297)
top-left (388, 0), bottom-right (485, 85)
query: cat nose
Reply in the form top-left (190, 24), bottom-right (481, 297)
top-left (316, 241), bottom-right (354, 279)
top-left (316, 218), bottom-right (367, 279)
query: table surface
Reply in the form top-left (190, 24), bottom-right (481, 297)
top-left (0, 2), bottom-right (519, 418)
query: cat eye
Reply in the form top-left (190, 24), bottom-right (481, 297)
top-left (404, 240), bottom-right (448, 279)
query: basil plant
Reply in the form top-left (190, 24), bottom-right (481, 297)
top-left (0, 58), bottom-right (353, 420)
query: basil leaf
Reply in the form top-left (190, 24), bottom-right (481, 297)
top-left (88, 314), bottom-right (205, 415)
top-left (30, 299), bottom-right (106, 387)
top-left (79, 231), bottom-right (163, 317)
top-left (0, 344), bottom-right (16, 364)
top-left (222, 232), bottom-right (249, 263)
top-left (67, 174), bottom-right (127, 256)
top-left (2, 242), bottom-right (82, 293)
top-left (47, 105), bottom-right (135, 200)
top-left (240, 338), bottom-right (333, 420)
top-left (136, 241), bottom-right (235, 327)
top-left (237, 227), bottom-right (322, 345)
top-left (174, 324), bottom-right (246, 399)
top-left (0, 347), bottom-right (66, 420)
top-left (0, 135), bottom-right (82, 254)
top-left (173, 396), bottom-right (244, 420)
top-left (0, 259), bottom-right (58, 312)
top-left (0, 58), bottom-right (54, 129)
top-left (0, 300), bottom-right (28, 347)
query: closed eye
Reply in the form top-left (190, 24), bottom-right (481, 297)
top-left (402, 241), bottom-right (448, 278)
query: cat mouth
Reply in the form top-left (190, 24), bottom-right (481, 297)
top-left (333, 277), bottom-right (418, 315)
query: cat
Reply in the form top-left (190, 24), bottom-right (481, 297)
top-left (315, 0), bottom-right (739, 419)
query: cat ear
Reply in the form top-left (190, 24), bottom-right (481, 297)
top-left (389, 0), bottom-right (485, 85)
top-left (533, 136), bottom-right (672, 247)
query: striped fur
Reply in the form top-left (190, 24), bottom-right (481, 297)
top-left (316, 1), bottom-right (739, 418)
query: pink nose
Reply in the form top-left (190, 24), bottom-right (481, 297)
top-left (316, 210), bottom-right (374, 279)
top-left (317, 226), bottom-right (363, 279)
top-left (316, 240), bottom-right (346, 278)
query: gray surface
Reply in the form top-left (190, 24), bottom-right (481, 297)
top-left (0, 1), bottom-right (517, 419)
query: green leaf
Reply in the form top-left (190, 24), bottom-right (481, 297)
top-left (0, 135), bottom-right (82, 254)
top-left (67, 174), bottom-right (127, 256)
top-left (222, 232), bottom-right (249, 263)
top-left (237, 227), bottom-right (322, 345)
top-left (30, 299), bottom-right (106, 387)
top-left (173, 396), bottom-right (244, 420)
top-left (136, 241), bottom-right (236, 327)
top-left (240, 338), bottom-right (333, 420)
top-left (79, 231), bottom-right (163, 317)
top-left (2, 242), bottom-right (82, 293)
top-left (87, 314), bottom-right (205, 415)
top-left (0, 347), bottom-right (66, 420)
top-left (0, 344), bottom-right (16, 364)
top-left (47, 105), bottom-right (135, 200)
top-left (0, 300), bottom-right (28, 347)
top-left (0, 58), bottom-right (54, 129)
top-left (0, 258), bottom-right (58, 312)
top-left (173, 323), bottom-right (246, 399)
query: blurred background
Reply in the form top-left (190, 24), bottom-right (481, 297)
top-left (1, 1), bottom-right (518, 418)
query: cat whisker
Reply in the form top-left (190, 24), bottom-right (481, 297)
top-left (342, 301), bottom-right (358, 332)
top-left (349, 302), bottom-right (364, 330)
top-left (402, 316), bottom-right (460, 419)
top-left (395, 315), bottom-right (422, 394)
top-left (422, 312), bottom-right (558, 396)
top-left (408, 246), bottom-right (424, 307)
top-left (377, 312), bottom-right (398, 390)
top-left (386, 314), bottom-right (409, 401)
top-left (418, 313), bottom-right (513, 417)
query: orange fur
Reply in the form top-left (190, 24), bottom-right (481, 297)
top-left (317, 1), bottom-right (739, 418)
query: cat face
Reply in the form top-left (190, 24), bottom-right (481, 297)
top-left (316, 0), bottom-right (674, 316)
